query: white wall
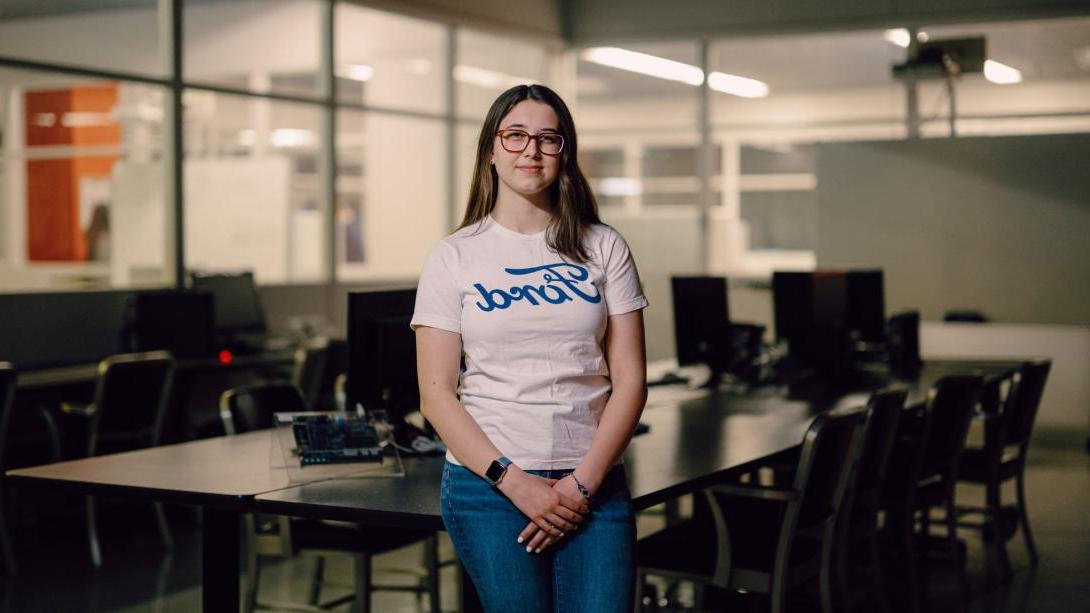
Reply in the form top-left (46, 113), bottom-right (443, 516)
top-left (815, 133), bottom-right (1090, 326)
top-left (922, 321), bottom-right (1090, 430)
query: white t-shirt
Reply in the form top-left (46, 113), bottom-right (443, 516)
top-left (410, 215), bottom-right (649, 470)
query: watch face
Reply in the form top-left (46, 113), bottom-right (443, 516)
top-left (486, 460), bottom-right (506, 484)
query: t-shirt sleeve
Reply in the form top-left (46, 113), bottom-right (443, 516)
top-left (601, 228), bottom-right (649, 316)
top-left (410, 241), bottom-right (462, 333)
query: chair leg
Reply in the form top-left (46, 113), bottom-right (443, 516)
top-left (353, 553), bottom-right (372, 613)
top-left (154, 503), bottom-right (173, 551)
top-left (0, 486), bottom-right (17, 576)
top-left (242, 515), bottom-right (260, 613)
top-left (771, 545), bottom-right (791, 613)
top-left (868, 527), bottom-right (892, 613)
top-left (1015, 468), bottom-right (1039, 566)
top-left (308, 556), bottom-right (326, 605)
top-left (86, 495), bottom-right (102, 569)
top-left (820, 522), bottom-right (836, 613)
top-left (425, 535), bottom-right (440, 612)
top-left (945, 496), bottom-right (970, 603)
top-left (985, 481), bottom-right (1012, 584)
top-left (899, 509), bottom-right (921, 613)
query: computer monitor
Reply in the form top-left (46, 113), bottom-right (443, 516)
top-left (772, 269), bottom-right (885, 377)
top-left (670, 276), bottom-right (734, 387)
top-left (773, 270), bottom-right (885, 342)
top-left (190, 272), bottom-right (266, 336)
top-left (131, 290), bottom-right (215, 358)
top-left (346, 289), bottom-right (419, 424)
top-left (844, 270), bottom-right (885, 342)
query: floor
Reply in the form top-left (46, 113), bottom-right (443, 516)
top-left (1, 430), bottom-right (1086, 612)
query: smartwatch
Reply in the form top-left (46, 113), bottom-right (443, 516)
top-left (485, 456), bottom-right (513, 487)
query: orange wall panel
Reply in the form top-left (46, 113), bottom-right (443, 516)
top-left (24, 84), bottom-right (120, 262)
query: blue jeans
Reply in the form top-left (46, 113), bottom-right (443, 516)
top-left (441, 461), bottom-right (636, 613)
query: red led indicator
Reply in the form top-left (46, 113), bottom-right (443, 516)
top-left (218, 350), bottom-right (234, 365)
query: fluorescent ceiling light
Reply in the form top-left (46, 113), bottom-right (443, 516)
top-left (884, 28), bottom-right (928, 48)
top-left (581, 47), bottom-right (768, 97)
top-left (453, 65), bottom-right (535, 89)
top-left (271, 128), bottom-right (316, 148)
top-left (884, 29), bottom-right (911, 48)
top-left (984, 60), bottom-right (1022, 84)
top-left (238, 129), bottom-right (314, 148)
top-left (338, 64), bottom-right (374, 82)
top-left (708, 71), bottom-right (769, 98)
top-left (597, 177), bottom-right (642, 197)
top-left (581, 47), bottom-right (704, 86)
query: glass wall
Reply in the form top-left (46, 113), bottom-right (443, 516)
top-left (183, 94), bottom-right (324, 284)
top-left (0, 2), bottom-right (561, 293)
top-left (0, 67), bottom-right (168, 291)
top-left (2, 4), bottom-right (1084, 299)
top-left (185, 0), bottom-right (324, 98)
top-left (573, 42), bottom-right (704, 361)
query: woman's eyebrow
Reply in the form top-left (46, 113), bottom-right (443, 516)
top-left (502, 123), bottom-right (559, 132)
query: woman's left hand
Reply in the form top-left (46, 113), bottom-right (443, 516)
top-left (518, 475), bottom-right (590, 552)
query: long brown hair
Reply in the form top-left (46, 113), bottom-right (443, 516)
top-left (460, 84), bottom-right (600, 263)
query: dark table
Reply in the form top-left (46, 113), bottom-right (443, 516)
top-left (7, 430), bottom-right (289, 612)
top-left (14, 350), bottom-right (297, 390)
top-left (6, 359), bottom-right (1024, 612)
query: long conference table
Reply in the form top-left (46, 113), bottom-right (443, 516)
top-left (5, 360), bottom-right (1022, 613)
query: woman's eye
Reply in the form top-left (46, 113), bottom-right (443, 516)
top-left (540, 135), bottom-right (560, 145)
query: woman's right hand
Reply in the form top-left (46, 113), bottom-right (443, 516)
top-left (497, 467), bottom-right (589, 545)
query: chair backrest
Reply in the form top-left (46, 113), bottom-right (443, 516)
top-left (1003, 359), bottom-right (1051, 447)
top-left (793, 408), bottom-right (867, 532)
top-left (292, 338), bottom-right (330, 410)
top-left (0, 363), bottom-right (16, 472)
top-left (219, 382), bottom-right (307, 435)
top-left (90, 351), bottom-right (175, 454)
top-left (853, 388), bottom-right (907, 500)
top-left (920, 374), bottom-right (983, 477)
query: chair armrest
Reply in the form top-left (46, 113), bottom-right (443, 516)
top-left (60, 402), bottom-right (97, 418)
top-left (707, 483), bottom-right (797, 502)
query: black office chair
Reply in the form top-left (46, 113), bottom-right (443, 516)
top-left (219, 383), bottom-right (440, 613)
top-left (0, 363), bottom-right (17, 576)
top-left (56, 351), bottom-right (176, 569)
top-left (292, 338), bottom-right (330, 411)
top-left (956, 360), bottom-right (1050, 584)
top-left (833, 389), bottom-right (906, 613)
top-left (880, 374), bottom-right (982, 613)
top-left (636, 407), bottom-right (866, 613)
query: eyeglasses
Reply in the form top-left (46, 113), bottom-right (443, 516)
top-left (495, 129), bottom-right (564, 156)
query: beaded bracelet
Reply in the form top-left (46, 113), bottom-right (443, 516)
top-left (570, 472), bottom-right (593, 503)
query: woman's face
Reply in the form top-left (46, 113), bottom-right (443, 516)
top-left (491, 100), bottom-right (562, 201)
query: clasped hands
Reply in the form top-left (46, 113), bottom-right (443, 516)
top-left (498, 470), bottom-right (590, 553)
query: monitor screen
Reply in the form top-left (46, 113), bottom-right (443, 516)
top-left (772, 272), bottom-right (814, 342)
top-left (772, 269), bottom-right (885, 342)
top-left (132, 290), bottom-right (215, 358)
top-left (845, 270), bottom-right (885, 341)
top-left (346, 289), bottom-right (418, 423)
top-left (190, 272), bottom-right (266, 334)
top-left (670, 276), bottom-right (730, 368)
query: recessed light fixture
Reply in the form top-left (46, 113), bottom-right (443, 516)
top-left (338, 64), bottom-right (374, 82)
top-left (581, 47), bottom-right (768, 97)
top-left (983, 60), bottom-right (1022, 84)
top-left (708, 71), bottom-right (769, 98)
top-left (581, 47), bottom-right (704, 86)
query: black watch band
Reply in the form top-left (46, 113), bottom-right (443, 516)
top-left (485, 456), bottom-right (513, 487)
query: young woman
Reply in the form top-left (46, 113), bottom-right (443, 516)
top-left (411, 84), bottom-right (648, 612)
